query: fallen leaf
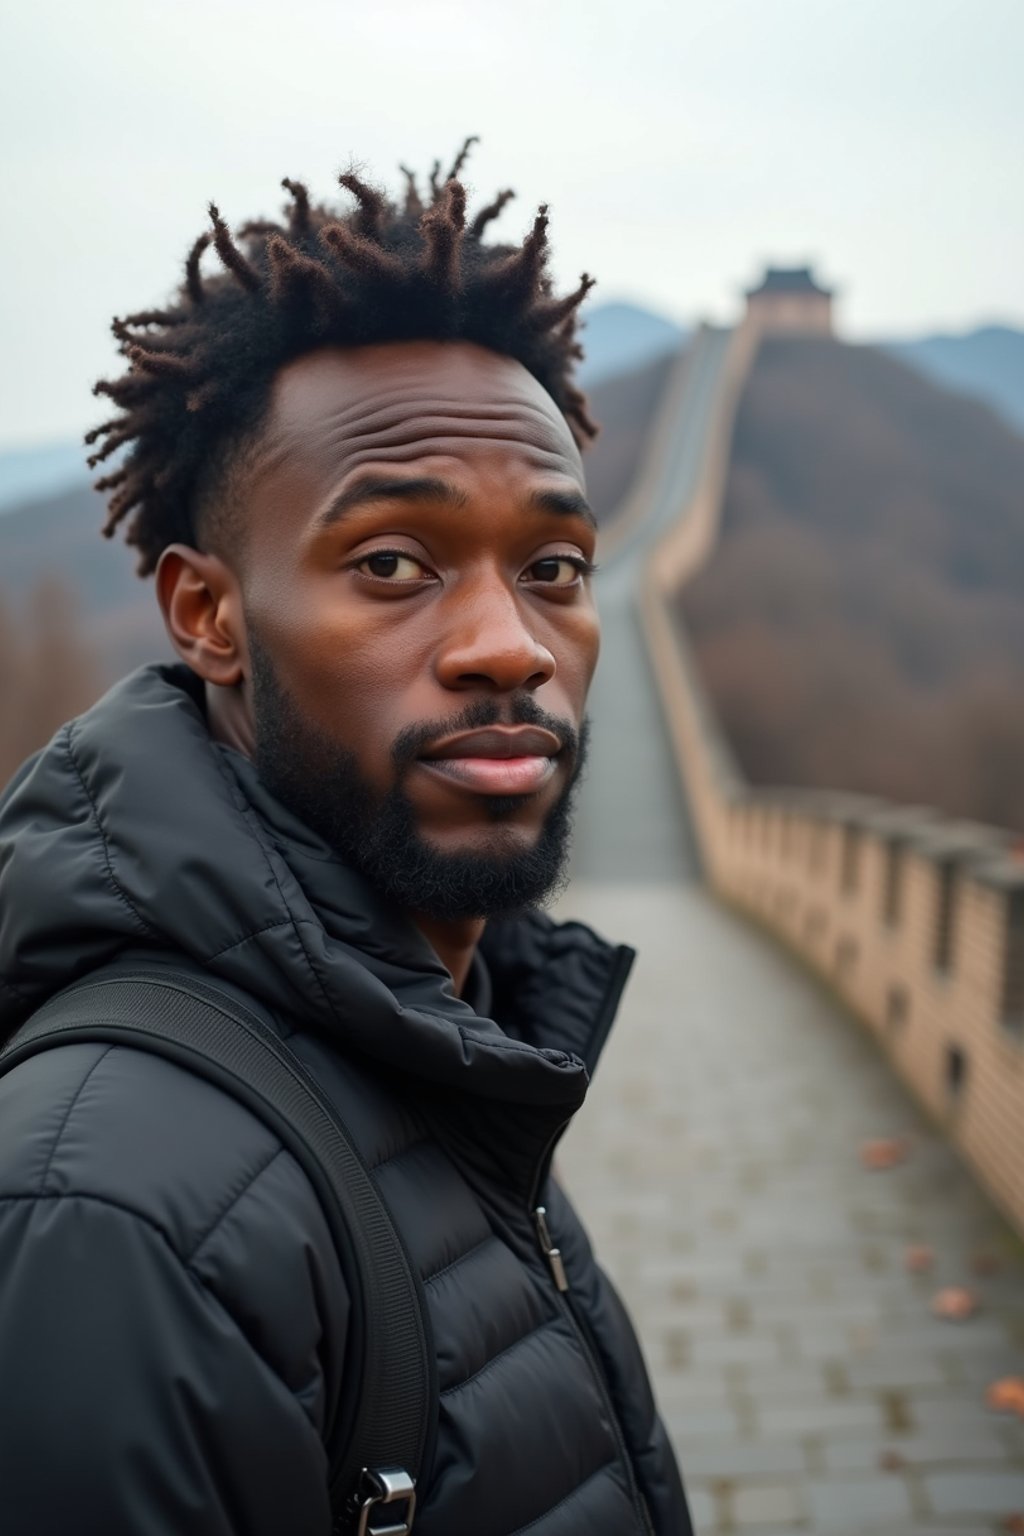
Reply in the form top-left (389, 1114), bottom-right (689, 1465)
top-left (986, 1377), bottom-right (1024, 1416)
top-left (904, 1244), bottom-right (935, 1273)
top-left (860, 1137), bottom-right (910, 1170)
top-left (931, 1286), bottom-right (978, 1321)
top-left (1002, 1516), bottom-right (1024, 1534)
top-left (879, 1449), bottom-right (906, 1471)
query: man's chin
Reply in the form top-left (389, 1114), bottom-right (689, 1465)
top-left (416, 818), bottom-right (544, 859)
top-left (371, 823), bottom-right (571, 923)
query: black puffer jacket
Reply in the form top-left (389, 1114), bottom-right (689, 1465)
top-left (0, 664), bottom-right (691, 1536)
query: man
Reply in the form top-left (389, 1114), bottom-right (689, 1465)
top-left (0, 144), bottom-right (691, 1534)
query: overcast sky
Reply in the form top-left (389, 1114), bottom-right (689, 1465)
top-left (2, 0), bottom-right (1021, 448)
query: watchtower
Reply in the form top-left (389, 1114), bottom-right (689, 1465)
top-left (745, 266), bottom-right (834, 337)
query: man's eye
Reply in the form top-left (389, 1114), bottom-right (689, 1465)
top-left (526, 556), bottom-right (591, 586)
top-left (357, 551), bottom-right (428, 580)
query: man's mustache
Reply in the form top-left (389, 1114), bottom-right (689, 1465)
top-left (391, 697), bottom-right (579, 771)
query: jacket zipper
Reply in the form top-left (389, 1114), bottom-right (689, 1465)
top-left (532, 1202), bottom-right (655, 1536)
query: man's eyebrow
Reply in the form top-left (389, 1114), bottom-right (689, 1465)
top-left (316, 475), bottom-right (470, 529)
top-left (528, 488), bottom-right (596, 528)
top-left (314, 474), bottom-right (596, 531)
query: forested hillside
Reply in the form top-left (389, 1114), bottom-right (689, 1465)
top-left (681, 338), bottom-right (1024, 832)
top-left (585, 349), bottom-right (676, 523)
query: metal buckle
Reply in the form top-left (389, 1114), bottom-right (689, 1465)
top-left (354, 1468), bottom-right (417, 1536)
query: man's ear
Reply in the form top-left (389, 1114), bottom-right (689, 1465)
top-left (156, 545), bottom-right (247, 687)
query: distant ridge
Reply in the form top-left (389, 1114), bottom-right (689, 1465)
top-left (577, 300), bottom-right (687, 384)
top-left (883, 324), bottom-right (1024, 435)
top-left (0, 440), bottom-right (87, 514)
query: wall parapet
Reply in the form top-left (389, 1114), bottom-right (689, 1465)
top-left (639, 318), bottom-right (1024, 1236)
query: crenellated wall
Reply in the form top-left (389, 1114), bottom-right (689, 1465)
top-left (639, 317), bottom-right (1024, 1236)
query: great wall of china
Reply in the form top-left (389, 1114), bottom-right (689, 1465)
top-left (638, 308), bottom-right (1024, 1238)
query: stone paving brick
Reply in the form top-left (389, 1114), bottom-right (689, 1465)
top-left (663, 1405), bottom-right (745, 1440)
top-left (806, 1473), bottom-right (914, 1528)
top-left (758, 1400), bottom-right (886, 1438)
top-left (923, 1468), bottom-right (1024, 1515)
top-left (641, 1303), bottom-right (731, 1332)
top-left (877, 1528), bottom-right (995, 1536)
top-left (845, 1354), bottom-right (951, 1389)
top-left (870, 1322), bottom-right (1019, 1355)
top-left (710, 1528), bottom-right (804, 1536)
top-left (682, 1483), bottom-right (716, 1532)
top-left (912, 1395), bottom-right (1020, 1433)
top-left (691, 1333), bottom-right (785, 1367)
top-left (678, 1438), bottom-right (808, 1479)
top-left (655, 1377), bottom-right (736, 1409)
top-left (789, 1328), bottom-right (862, 1361)
top-left (821, 1424), bottom-right (1017, 1470)
top-left (954, 1348), bottom-right (1024, 1384)
top-left (730, 1363), bottom-right (832, 1396)
top-left (748, 1298), bottom-right (884, 1328)
top-left (732, 1482), bottom-right (804, 1526)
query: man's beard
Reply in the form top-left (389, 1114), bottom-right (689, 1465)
top-left (249, 636), bottom-right (589, 922)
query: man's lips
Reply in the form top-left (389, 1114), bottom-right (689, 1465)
top-left (420, 726), bottom-right (562, 761)
top-left (417, 725), bottom-right (563, 796)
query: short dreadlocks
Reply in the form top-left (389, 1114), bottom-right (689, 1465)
top-left (87, 139), bottom-right (597, 576)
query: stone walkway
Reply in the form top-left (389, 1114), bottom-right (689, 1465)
top-left (557, 880), bottom-right (1024, 1535)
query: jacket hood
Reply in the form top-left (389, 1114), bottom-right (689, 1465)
top-left (0, 665), bottom-right (633, 1115)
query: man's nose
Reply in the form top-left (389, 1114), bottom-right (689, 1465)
top-left (435, 585), bottom-right (556, 693)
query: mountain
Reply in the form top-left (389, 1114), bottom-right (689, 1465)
top-left (882, 325), bottom-right (1024, 436)
top-left (0, 440), bottom-right (88, 514)
top-left (681, 337), bottom-right (1024, 832)
top-left (577, 301), bottom-right (687, 385)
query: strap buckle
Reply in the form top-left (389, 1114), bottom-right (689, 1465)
top-left (354, 1468), bottom-right (417, 1536)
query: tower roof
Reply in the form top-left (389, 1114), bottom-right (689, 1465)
top-left (746, 266), bottom-right (833, 299)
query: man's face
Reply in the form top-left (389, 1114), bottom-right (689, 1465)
top-left (232, 340), bottom-right (600, 919)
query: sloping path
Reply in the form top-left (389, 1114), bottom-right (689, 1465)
top-left (558, 339), bottom-right (1024, 1534)
top-left (569, 326), bottom-right (732, 882)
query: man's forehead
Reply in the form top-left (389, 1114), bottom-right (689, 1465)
top-left (252, 340), bottom-right (585, 486)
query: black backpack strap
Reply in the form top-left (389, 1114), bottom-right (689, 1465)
top-left (0, 965), bottom-right (435, 1536)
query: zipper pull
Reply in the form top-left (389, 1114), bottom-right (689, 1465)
top-left (533, 1206), bottom-right (569, 1292)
